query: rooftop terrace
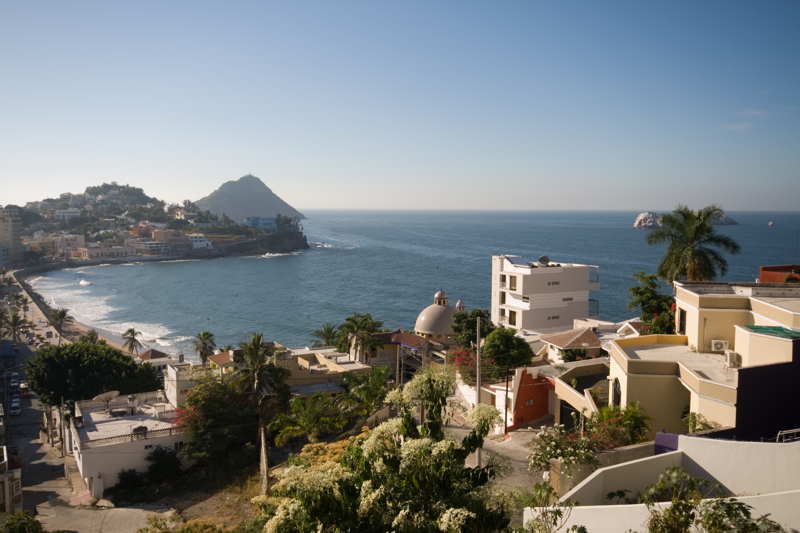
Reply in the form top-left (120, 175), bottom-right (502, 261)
top-left (621, 343), bottom-right (737, 387)
top-left (74, 391), bottom-right (181, 447)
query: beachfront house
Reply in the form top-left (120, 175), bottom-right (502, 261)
top-left (68, 390), bottom-right (184, 498)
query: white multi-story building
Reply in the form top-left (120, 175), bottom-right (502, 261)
top-left (490, 255), bottom-right (600, 333)
top-left (186, 233), bottom-right (213, 250)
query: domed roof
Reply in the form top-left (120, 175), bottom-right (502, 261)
top-left (434, 289), bottom-right (446, 300)
top-left (415, 304), bottom-right (456, 336)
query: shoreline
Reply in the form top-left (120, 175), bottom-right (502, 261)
top-left (13, 269), bottom-right (154, 357)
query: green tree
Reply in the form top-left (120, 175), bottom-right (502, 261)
top-left (51, 308), bottom-right (73, 346)
top-left (628, 271), bottom-right (673, 321)
top-left (122, 327), bottom-right (144, 356)
top-left (178, 377), bottom-right (258, 468)
top-left (336, 313), bottom-right (383, 359)
top-left (646, 205), bottom-right (741, 281)
top-left (482, 327), bottom-right (533, 434)
top-left (273, 393), bottom-right (346, 445)
top-left (0, 513), bottom-right (45, 533)
top-left (78, 329), bottom-right (105, 345)
top-left (146, 445), bottom-right (183, 485)
top-left (5, 312), bottom-right (31, 343)
top-left (311, 323), bottom-right (339, 347)
top-left (263, 366), bottom-right (509, 533)
top-left (338, 366), bottom-right (390, 417)
top-left (193, 331), bottom-right (216, 366)
top-left (237, 333), bottom-right (290, 495)
top-left (25, 342), bottom-right (161, 406)
top-left (451, 309), bottom-right (495, 348)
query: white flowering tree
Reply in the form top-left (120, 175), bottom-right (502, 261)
top-left (263, 366), bottom-right (509, 533)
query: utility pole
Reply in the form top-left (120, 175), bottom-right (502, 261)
top-left (475, 316), bottom-right (482, 468)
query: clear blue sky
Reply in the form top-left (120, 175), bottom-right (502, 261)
top-left (2, 1), bottom-right (798, 210)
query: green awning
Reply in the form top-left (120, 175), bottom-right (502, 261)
top-left (745, 325), bottom-right (800, 339)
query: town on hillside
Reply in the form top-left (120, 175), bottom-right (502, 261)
top-left (1, 204), bottom-right (799, 531)
top-left (0, 177), bottom-right (307, 269)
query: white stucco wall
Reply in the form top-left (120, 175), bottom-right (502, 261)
top-left (74, 433), bottom-right (185, 496)
top-left (525, 490), bottom-right (800, 533)
top-left (677, 435), bottom-right (800, 495)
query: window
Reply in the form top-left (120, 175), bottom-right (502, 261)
top-left (509, 310), bottom-right (517, 326)
top-left (500, 308), bottom-right (506, 317)
top-left (547, 315), bottom-right (560, 321)
top-left (522, 296), bottom-right (530, 303)
top-left (500, 291), bottom-right (506, 305)
top-left (525, 399), bottom-right (534, 407)
top-left (144, 444), bottom-right (153, 450)
top-left (547, 280), bottom-right (560, 286)
top-left (500, 274), bottom-right (506, 286)
top-left (678, 308), bottom-right (686, 335)
top-left (509, 276), bottom-right (517, 291)
top-left (562, 297), bottom-right (573, 302)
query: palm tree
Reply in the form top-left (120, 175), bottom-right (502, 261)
top-left (193, 331), bottom-right (216, 366)
top-left (6, 312), bottom-right (31, 344)
top-left (0, 308), bottom-right (8, 339)
top-left (338, 366), bottom-right (390, 417)
top-left (78, 329), bottom-right (104, 344)
top-left (646, 205), bottom-right (741, 282)
top-left (237, 333), bottom-right (288, 496)
top-left (336, 313), bottom-right (383, 361)
top-left (122, 328), bottom-right (143, 356)
top-left (311, 323), bottom-right (339, 347)
top-left (273, 394), bottom-right (346, 445)
top-left (52, 308), bottom-right (73, 346)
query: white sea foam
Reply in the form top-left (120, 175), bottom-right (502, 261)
top-left (119, 262), bottom-right (143, 266)
top-left (261, 251), bottom-right (303, 258)
top-left (310, 241), bottom-right (336, 249)
top-left (78, 279), bottom-right (92, 286)
top-left (160, 259), bottom-right (200, 264)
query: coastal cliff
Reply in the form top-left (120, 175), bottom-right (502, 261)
top-left (213, 230), bottom-right (309, 255)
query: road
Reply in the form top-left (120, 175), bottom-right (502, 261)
top-left (4, 281), bottom-right (170, 532)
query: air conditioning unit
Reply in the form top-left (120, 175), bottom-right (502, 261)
top-left (710, 339), bottom-right (729, 353)
top-left (724, 349), bottom-right (741, 369)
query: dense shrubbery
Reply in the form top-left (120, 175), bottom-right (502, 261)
top-left (25, 342), bottom-right (162, 406)
top-left (528, 403), bottom-right (650, 472)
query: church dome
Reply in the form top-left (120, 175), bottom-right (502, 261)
top-left (415, 304), bottom-right (456, 337)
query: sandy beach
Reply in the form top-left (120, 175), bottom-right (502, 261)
top-left (12, 269), bottom-right (135, 356)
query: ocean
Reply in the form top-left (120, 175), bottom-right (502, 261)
top-left (29, 210), bottom-right (800, 362)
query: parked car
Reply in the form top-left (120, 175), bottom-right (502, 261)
top-left (9, 406), bottom-right (21, 416)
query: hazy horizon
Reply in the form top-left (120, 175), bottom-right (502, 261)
top-left (2, 2), bottom-right (799, 210)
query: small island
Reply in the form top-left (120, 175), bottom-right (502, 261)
top-left (633, 210), bottom-right (737, 228)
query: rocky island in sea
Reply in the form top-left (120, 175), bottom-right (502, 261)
top-left (633, 210), bottom-right (737, 228)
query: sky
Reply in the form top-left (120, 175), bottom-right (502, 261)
top-left (1, 1), bottom-right (799, 211)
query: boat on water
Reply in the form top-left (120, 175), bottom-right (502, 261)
top-left (768, 220), bottom-right (775, 227)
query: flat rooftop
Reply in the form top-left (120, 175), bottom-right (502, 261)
top-left (78, 404), bottom-right (179, 443)
top-left (622, 344), bottom-right (737, 386)
top-left (754, 297), bottom-right (800, 315)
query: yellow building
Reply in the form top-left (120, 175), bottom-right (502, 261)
top-left (608, 281), bottom-right (800, 440)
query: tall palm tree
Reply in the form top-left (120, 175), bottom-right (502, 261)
top-left (237, 333), bottom-right (288, 496)
top-left (646, 205), bottom-right (741, 282)
top-left (311, 323), bottom-right (339, 347)
top-left (122, 328), bottom-right (143, 356)
top-left (193, 331), bottom-right (216, 366)
top-left (336, 313), bottom-right (383, 361)
top-left (0, 308), bottom-right (8, 339)
top-left (52, 308), bottom-right (73, 346)
top-left (6, 312), bottom-right (31, 344)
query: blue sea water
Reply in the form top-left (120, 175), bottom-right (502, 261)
top-left (30, 211), bottom-right (800, 362)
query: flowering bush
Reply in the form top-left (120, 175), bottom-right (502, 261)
top-left (528, 424), bottom-right (598, 473)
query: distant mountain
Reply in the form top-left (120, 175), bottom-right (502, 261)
top-left (195, 175), bottom-right (304, 222)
